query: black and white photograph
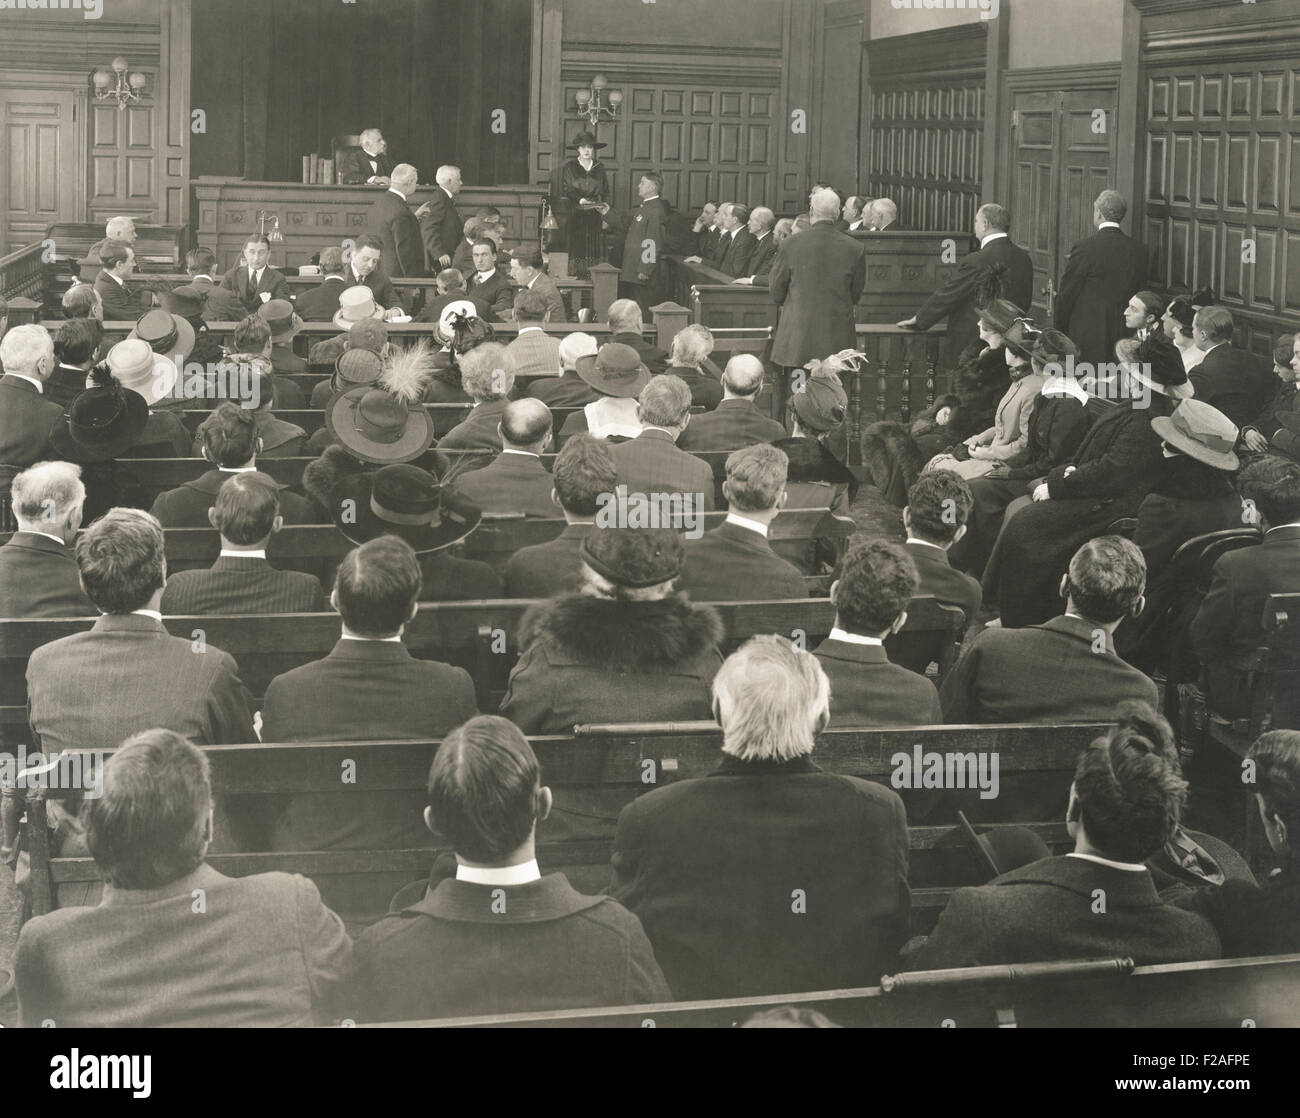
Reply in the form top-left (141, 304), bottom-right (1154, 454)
top-left (0, 0), bottom-right (1296, 1068)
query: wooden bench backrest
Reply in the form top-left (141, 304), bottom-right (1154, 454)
top-left (367, 952), bottom-right (1300, 1028)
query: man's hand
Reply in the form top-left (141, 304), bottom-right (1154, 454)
top-left (896, 315), bottom-right (919, 329)
top-left (1032, 483), bottom-right (1051, 502)
top-left (438, 254), bottom-right (451, 268)
top-left (1243, 429), bottom-right (1269, 453)
top-left (414, 201), bottom-right (431, 218)
top-left (368, 176), bottom-right (391, 187)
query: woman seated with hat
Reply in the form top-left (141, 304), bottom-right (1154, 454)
top-left (419, 304), bottom-right (497, 436)
top-left (1161, 289), bottom-right (1215, 372)
top-left (983, 335), bottom-right (1189, 628)
top-left (554, 342), bottom-right (649, 445)
top-left (952, 328), bottom-right (1091, 576)
top-left (864, 296), bottom-right (1018, 506)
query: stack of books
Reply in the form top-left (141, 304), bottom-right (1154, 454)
top-left (301, 155), bottom-right (336, 184)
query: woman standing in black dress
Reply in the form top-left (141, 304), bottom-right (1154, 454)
top-left (560, 131), bottom-right (610, 279)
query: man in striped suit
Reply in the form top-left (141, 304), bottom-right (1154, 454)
top-left (160, 474), bottom-right (324, 615)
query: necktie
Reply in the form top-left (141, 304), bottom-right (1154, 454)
top-left (248, 269), bottom-right (258, 298)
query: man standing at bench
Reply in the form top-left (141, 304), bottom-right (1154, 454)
top-left (14, 729), bottom-right (351, 1027)
top-left (26, 509), bottom-right (255, 752)
top-left (610, 635), bottom-right (910, 1000)
top-left (909, 705), bottom-right (1220, 970)
top-left (345, 715), bottom-right (670, 1022)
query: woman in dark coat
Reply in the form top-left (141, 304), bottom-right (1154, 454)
top-left (559, 131), bottom-right (611, 279)
top-left (1118, 399), bottom-right (1245, 674)
top-left (950, 328), bottom-right (1091, 575)
top-left (983, 336), bottom-right (1191, 628)
top-left (864, 295), bottom-right (1018, 507)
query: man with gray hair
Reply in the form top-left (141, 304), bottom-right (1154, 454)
top-left (899, 201), bottom-right (1033, 368)
top-left (607, 297), bottom-right (670, 374)
top-left (0, 461), bottom-right (93, 617)
top-left (524, 330), bottom-right (600, 408)
top-left (679, 353), bottom-right (787, 452)
top-left (609, 633), bottom-right (910, 999)
top-left (1189, 304), bottom-right (1276, 427)
top-left (366, 162), bottom-right (425, 278)
top-left (867, 197), bottom-right (898, 231)
top-left (294, 246), bottom-right (348, 321)
top-left (338, 127), bottom-right (394, 185)
top-left (0, 324), bottom-right (63, 471)
top-left (436, 341), bottom-right (515, 451)
top-left (417, 164), bottom-right (464, 271)
top-left (84, 215), bottom-right (138, 267)
top-left (679, 443), bottom-right (805, 601)
top-left (609, 373), bottom-right (715, 512)
top-left (769, 186), bottom-right (867, 417)
top-left (26, 508), bottom-right (255, 752)
top-left (14, 728), bottom-right (352, 1027)
top-left (1052, 189), bottom-right (1147, 366)
top-left (665, 323), bottom-right (723, 408)
top-left (733, 206), bottom-right (778, 286)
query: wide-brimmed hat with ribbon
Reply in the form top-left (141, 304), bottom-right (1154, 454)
top-left (50, 364), bottom-right (149, 462)
top-left (1115, 335), bottom-right (1193, 399)
top-left (324, 341), bottom-right (434, 463)
top-left (568, 130), bottom-right (607, 151)
top-left (258, 298), bottom-right (304, 342)
top-left (1003, 317), bottom-right (1041, 362)
top-left (976, 297), bottom-right (1025, 336)
top-left (128, 307), bottom-right (195, 367)
top-left (332, 285), bottom-right (386, 330)
top-left (105, 337), bottom-right (179, 405)
top-left (331, 463), bottom-right (481, 553)
top-left (576, 342), bottom-right (650, 398)
top-left (1151, 399), bottom-right (1239, 471)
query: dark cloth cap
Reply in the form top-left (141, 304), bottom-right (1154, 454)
top-left (580, 527), bottom-right (684, 587)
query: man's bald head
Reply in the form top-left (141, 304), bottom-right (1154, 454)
top-left (809, 188), bottom-right (841, 223)
top-left (500, 397), bottom-right (553, 452)
top-left (721, 354), bottom-right (765, 398)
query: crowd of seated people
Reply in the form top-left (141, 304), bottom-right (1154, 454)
top-left (1, 180), bottom-right (1298, 1029)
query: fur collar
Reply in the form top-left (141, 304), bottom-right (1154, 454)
top-left (518, 593), bottom-right (722, 672)
top-left (771, 436), bottom-right (858, 496)
top-left (1151, 454), bottom-right (1237, 500)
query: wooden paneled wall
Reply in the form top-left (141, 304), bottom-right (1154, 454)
top-left (1134, 0), bottom-right (1300, 355)
top-left (865, 24), bottom-right (986, 232)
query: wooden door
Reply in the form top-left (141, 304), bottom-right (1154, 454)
top-left (1, 90), bottom-right (80, 256)
top-left (1009, 86), bottom-right (1118, 323)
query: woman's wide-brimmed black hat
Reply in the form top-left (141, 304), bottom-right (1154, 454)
top-left (51, 366), bottom-right (149, 462)
top-left (568, 131), bottom-right (607, 151)
top-left (330, 463), bottom-right (482, 554)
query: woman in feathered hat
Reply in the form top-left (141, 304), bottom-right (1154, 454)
top-left (559, 130), bottom-right (611, 279)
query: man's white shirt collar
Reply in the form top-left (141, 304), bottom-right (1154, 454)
top-left (388, 187), bottom-right (407, 201)
top-left (131, 609), bottom-right (163, 622)
top-left (27, 530), bottom-right (65, 545)
top-left (526, 274), bottom-right (539, 288)
top-left (193, 274), bottom-right (215, 282)
top-left (643, 195), bottom-right (660, 202)
top-left (725, 511), bottom-right (768, 537)
top-left (1098, 221), bottom-right (1121, 230)
top-left (106, 271), bottom-right (126, 287)
top-left (501, 449), bottom-right (540, 459)
top-left (1067, 851), bottom-right (1147, 872)
top-left (341, 633), bottom-right (403, 643)
top-left (518, 325), bottom-right (543, 335)
top-left (905, 537), bottom-right (946, 551)
top-left (829, 627), bottom-right (883, 646)
top-left (980, 231), bottom-right (1009, 246)
top-left (219, 465), bottom-right (258, 473)
top-left (7, 373), bottom-right (44, 393)
top-left (456, 859), bottom-right (541, 886)
top-left (441, 185), bottom-right (454, 199)
top-left (476, 269), bottom-right (495, 281)
top-left (219, 549), bottom-right (267, 559)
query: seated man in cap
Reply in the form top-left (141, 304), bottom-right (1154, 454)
top-left (151, 403), bottom-right (316, 527)
top-left (503, 290), bottom-right (562, 378)
top-left (160, 474), bottom-right (324, 615)
top-left (14, 728), bottom-right (351, 1027)
top-left (555, 341), bottom-right (648, 444)
top-left (677, 354), bottom-right (786, 453)
top-left (609, 634), bottom-right (910, 999)
top-left (261, 535), bottom-right (479, 925)
top-left (258, 299), bottom-right (308, 373)
top-left (342, 234), bottom-right (402, 314)
top-left (811, 541), bottom-right (943, 727)
top-left (609, 374), bottom-right (716, 514)
top-left (523, 331), bottom-right (600, 409)
top-left (220, 235), bottom-right (290, 315)
top-left (416, 268), bottom-right (493, 325)
top-left (294, 246), bottom-right (349, 322)
top-left (507, 246), bottom-right (565, 323)
top-left (909, 704), bottom-right (1219, 970)
top-left (0, 461), bottom-right (94, 618)
top-left (941, 536), bottom-right (1159, 724)
top-left (501, 526), bottom-right (723, 734)
top-left (503, 436), bottom-right (616, 599)
top-left (465, 239), bottom-right (516, 320)
top-left (436, 342), bottom-right (514, 452)
top-left (320, 458), bottom-right (502, 601)
top-left (308, 319), bottom-right (388, 406)
top-left (26, 509), bottom-right (255, 753)
top-left (345, 715), bottom-right (670, 1022)
top-left (679, 444), bottom-right (806, 602)
top-left (453, 399), bottom-right (557, 518)
top-left (664, 324), bottom-right (723, 410)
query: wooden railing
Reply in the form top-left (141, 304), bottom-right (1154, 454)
top-left (0, 241), bottom-right (45, 303)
